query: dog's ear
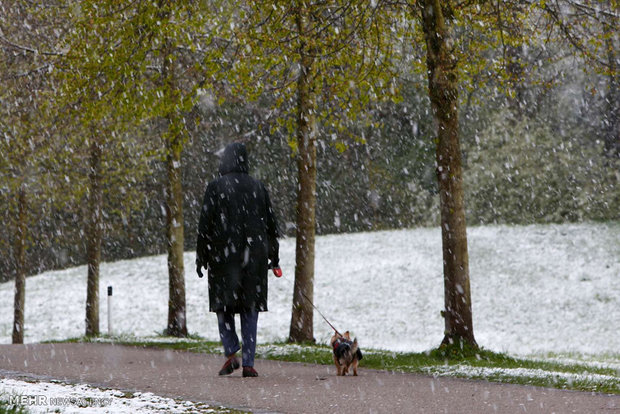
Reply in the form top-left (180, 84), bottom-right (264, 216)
top-left (344, 331), bottom-right (351, 340)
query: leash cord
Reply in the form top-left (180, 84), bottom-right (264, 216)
top-left (300, 291), bottom-right (342, 337)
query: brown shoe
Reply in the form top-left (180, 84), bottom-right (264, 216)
top-left (242, 366), bottom-right (258, 377)
top-left (218, 356), bottom-right (240, 376)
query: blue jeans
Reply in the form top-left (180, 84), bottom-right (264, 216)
top-left (216, 310), bottom-right (259, 367)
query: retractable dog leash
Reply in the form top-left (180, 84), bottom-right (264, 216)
top-left (300, 291), bottom-right (343, 337)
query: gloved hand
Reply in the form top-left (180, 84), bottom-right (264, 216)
top-left (268, 259), bottom-right (282, 278)
top-left (196, 259), bottom-right (204, 278)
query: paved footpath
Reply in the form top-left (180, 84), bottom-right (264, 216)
top-left (0, 343), bottom-right (618, 413)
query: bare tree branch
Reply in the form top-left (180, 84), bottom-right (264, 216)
top-left (0, 34), bottom-right (65, 56)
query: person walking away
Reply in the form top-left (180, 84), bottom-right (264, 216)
top-left (196, 142), bottom-right (281, 377)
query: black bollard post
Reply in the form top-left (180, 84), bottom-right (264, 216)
top-left (107, 286), bottom-right (113, 335)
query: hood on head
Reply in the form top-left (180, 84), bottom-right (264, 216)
top-left (218, 142), bottom-right (249, 175)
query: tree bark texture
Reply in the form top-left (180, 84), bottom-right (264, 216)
top-left (12, 186), bottom-right (27, 344)
top-left (502, 5), bottom-right (526, 118)
top-left (289, 5), bottom-right (318, 343)
top-left (420, 0), bottom-right (477, 347)
top-left (165, 133), bottom-right (188, 337)
top-left (85, 136), bottom-right (103, 337)
top-left (604, 25), bottom-right (619, 159)
top-left (161, 37), bottom-right (187, 338)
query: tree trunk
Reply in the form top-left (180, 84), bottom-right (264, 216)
top-left (603, 25), bottom-right (619, 159)
top-left (12, 185), bottom-right (27, 344)
top-left (289, 5), bottom-right (317, 343)
top-left (503, 5), bottom-right (525, 119)
top-left (160, 36), bottom-right (187, 338)
top-left (85, 135), bottom-right (103, 337)
top-left (420, 0), bottom-right (477, 347)
top-left (165, 132), bottom-right (188, 337)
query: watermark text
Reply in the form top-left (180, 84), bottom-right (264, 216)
top-left (9, 394), bottom-right (112, 407)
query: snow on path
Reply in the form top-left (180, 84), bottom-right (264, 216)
top-left (0, 378), bottom-right (222, 413)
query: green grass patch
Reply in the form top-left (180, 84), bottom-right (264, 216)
top-left (49, 335), bottom-right (620, 395)
top-left (0, 395), bottom-right (29, 414)
top-left (0, 404), bottom-right (29, 414)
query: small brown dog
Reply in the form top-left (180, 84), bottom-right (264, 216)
top-left (330, 331), bottom-right (363, 376)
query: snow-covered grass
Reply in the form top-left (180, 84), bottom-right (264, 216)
top-left (1, 222), bottom-right (619, 364)
top-left (0, 378), bottom-right (238, 413)
top-left (422, 365), bottom-right (620, 392)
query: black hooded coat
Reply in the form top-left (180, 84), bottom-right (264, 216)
top-left (196, 143), bottom-right (279, 313)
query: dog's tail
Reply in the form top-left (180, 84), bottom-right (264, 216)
top-left (351, 338), bottom-right (358, 355)
top-left (352, 338), bottom-right (363, 361)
